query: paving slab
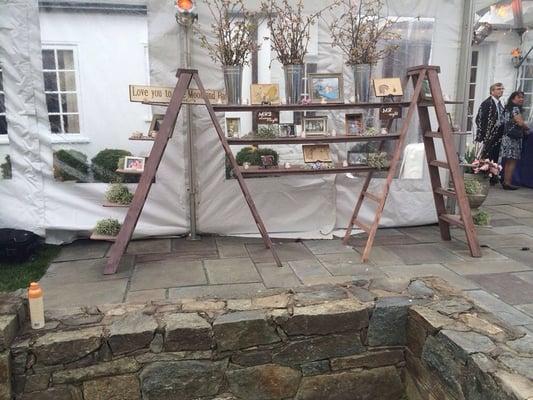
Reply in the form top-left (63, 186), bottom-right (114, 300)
top-left (383, 243), bottom-right (463, 265)
top-left (299, 275), bottom-right (356, 286)
top-left (398, 226), bottom-right (443, 243)
top-left (379, 264), bottom-right (479, 290)
top-left (54, 240), bottom-right (110, 262)
top-left (513, 271), bottom-right (533, 284)
top-left (317, 253), bottom-right (385, 278)
top-left (516, 304), bottom-right (533, 318)
top-left (172, 237), bottom-right (218, 253)
top-left (303, 239), bottom-right (355, 255)
top-left (514, 202), bottom-right (533, 212)
top-left (487, 205), bottom-right (533, 219)
top-left (126, 289), bottom-right (167, 304)
top-left (288, 259), bottom-right (332, 281)
top-left (130, 260), bottom-right (207, 291)
top-left (246, 242), bottom-right (315, 263)
top-left (492, 225), bottom-right (533, 236)
top-left (41, 279), bottom-right (129, 309)
top-left (443, 260), bottom-right (530, 276)
top-left (489, 218), bottom-right (523, 227)
top-left (465, 289), bottom-right (533, 326)
top-left (450, 247), bottom-right (510, 262)
top-left (168, 283), bottom-right (267, 299)
top-left (467, 273), bottom-right (533, 305)
top-left (497, 248), bottom-right (533, 266)
top-left (255, 262), bottom-right (302, 288)
top-left (40, 256), bottom-right (134, 285)
top-left (216, 242), bottom-right (249, 258)
top-left (125, 239), bottom-right (171, 255)
top-left (348, 232), bottom-right (420, 247)
top-left (353, 246), bottom-right (405, 266)
top-left (204, 258), bottom-right (261, 284)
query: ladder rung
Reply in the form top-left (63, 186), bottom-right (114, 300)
top-left (434, 188), bottom-right (456, 198)
top-left (425, 131), bottom-right (442, 138)
top-left (353, 219), bottom-right (371, 233)
top-left (429, 160), bottom-right (450, 169)
top-left (452, 131), bottom-right (471, 135)
top-left (439, 214), bottom-right (464, 227)
top-left (363, 191), bottom-right (382, 203)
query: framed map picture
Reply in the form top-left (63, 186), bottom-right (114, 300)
top-left (250, 84), bottom-right (280, 105)
top-left (308, 73), bottom-right (344, 103)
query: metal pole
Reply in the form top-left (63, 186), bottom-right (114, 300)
top-left (184, 22), bottom-right (200, 240)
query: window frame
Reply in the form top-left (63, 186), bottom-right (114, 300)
top-left (41, 44), bottom-right (85, 140)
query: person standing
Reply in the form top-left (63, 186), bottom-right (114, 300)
top-left (475, 83), bottom-right (505, 183)
top-left (500, 91), bottom-right (529, 190)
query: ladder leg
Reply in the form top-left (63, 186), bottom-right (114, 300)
top-left (426, 70), bottom-right (481, 257)
top-left (192, 74), bottom-right (283, 267)
top-left (342, 171), bottom-right (375, 245)
top-left (104, 72), bottom-right (194, 274)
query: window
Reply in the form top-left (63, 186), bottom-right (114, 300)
top-left (0, 67), bottom-right (6, 135)
top-left (42, 48), bottom-right (80, 133)
top-left (466, 50), bottom-right (479, 131)
top-left (518, 63), bottom-right (533, 121)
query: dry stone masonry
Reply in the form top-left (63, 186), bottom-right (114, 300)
top-left (0, 278), bottom-right (531, 400)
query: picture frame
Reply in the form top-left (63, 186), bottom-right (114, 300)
top-left (149, 114), bottom-right (165, 136)
top-left (345, 113), bottom-right (364, 136)
top-left (250, 84), bottom-right (280, 105)
top-left (303, 145), bottom-right (332, 163)
top-left (347, 151), bottom-right (368, 165)
top-left (303, 116), bottom-right (328, 136)
top-left (372, 78), bottom-right (404, 97)
top-left (260, 155), bottom-right (275, 168)
top-left (124, 156), bottom-right (145, 172)
top-left (225, 117), bottom-right (241, 137)
top-left (279, 123), bottom-right (295, 137)
top-left (308, 73), bottom-right (344, 103)
top-left (421, 79), bottom-right (432, 101)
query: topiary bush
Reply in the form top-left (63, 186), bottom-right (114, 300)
top-left (105, 183), bottom-right (134, 205)
top-left (1, 155), bottom-right (12, 179)
top-left (94, 218), bottom-right (121, 236)
top-left (53, 149), bottom-right (89, 182)
top-left (235, 147), bottom-right (279, 166)
top-left (91, 149), bottom-right (132, 183)
top-left (473, 210), bottom-right (490, 226)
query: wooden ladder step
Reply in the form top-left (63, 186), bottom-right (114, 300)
top-left (425, 131), bottom-right (442, 138)
top-left (429, 160), bottom-right (450, 169)
top-left (352, 219), bottom-right (372, 233)
top-left (434, 188), bottom-right (456, 198)
top-left (439, 214), bottom-right (464, 227)
top-left (363, 191), bottom-right (382, 203)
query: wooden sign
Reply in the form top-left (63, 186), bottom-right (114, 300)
top-left (129, 85), bottom-right (226, 105)
top-left (302, 145), bottom-right (332, 163)
top-left (379, 106), bottom-right (402, 120)
top-left (256, 110), bottom-right (279, 125)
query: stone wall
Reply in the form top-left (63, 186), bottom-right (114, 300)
top-left (0, 278), bottom-right (532, 400)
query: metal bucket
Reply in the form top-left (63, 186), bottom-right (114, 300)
top-left (353, 64), bottom-right (372, 103)
top-left (223, 65), bottom-right (243, 105)
top-left (283, 64), bottom-right (304, 104)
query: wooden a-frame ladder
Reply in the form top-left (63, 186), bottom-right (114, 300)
top-left (341, 65), bottom-right (481, 261)
top-left (104, 69), bottom-right (282, 274)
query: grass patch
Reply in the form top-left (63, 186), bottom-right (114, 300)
top-left (0, 245), bottom-right (60, 292)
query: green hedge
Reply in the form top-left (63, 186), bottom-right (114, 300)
top-left (53, 149), bottom-right (89, 182)
top-left (235, 147), bottom-right (279, 166)
top-left (91, 149), bottom-right (133, 183)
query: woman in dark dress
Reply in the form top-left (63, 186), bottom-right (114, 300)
top-left (500, 91), bottom-right (529, 190)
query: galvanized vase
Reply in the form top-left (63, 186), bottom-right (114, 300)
top-left (352, 63), bottom-right (372, 103)
top-left (283, 64), bottom-right (304, 104)
top-left (223, 65), bottom-right (243, 105)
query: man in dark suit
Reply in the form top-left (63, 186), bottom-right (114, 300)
top-left (475, 83), bottom-right (505, 162)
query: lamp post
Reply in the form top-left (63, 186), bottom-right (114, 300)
top-left (176, 0), bottom-right (200, 240)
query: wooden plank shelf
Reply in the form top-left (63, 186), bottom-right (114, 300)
top-left (227, 133), bottom-right (400, 145)
top-left (116, 169), bottom-right (144, 175)
top-left (238, 164), bottom-right (389, 177)
top-left (102, 202), bottom-right (130, 208)
top-left (90, 233), bottom-right (117, 242)
top-left (129, 136), bottom-right (155, 141)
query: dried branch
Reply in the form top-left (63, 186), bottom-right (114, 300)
top-left (325, 0), bottom-right (400, 65)
top-left (194, 0), bottom-right (259, 67)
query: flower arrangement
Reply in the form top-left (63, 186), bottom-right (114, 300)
top-left (94, 219), bottom-right (121, 237)
top-left (105, 183), bottom-right (134, 205)
top-left (261, 0), bottom-right (326, 65)
top-left (470, 159), bottom-right (501, 178)
top-left (194, 0), bottom-right (259, 66)
top-left (325, 0), bottom-right (400, 65)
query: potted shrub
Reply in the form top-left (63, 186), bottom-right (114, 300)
top-left (94, 218), bottom-right (121, 237)
top-left (53, 149), bottom-right (90, 182)
top-left (105, 183), bottom-right (134, 205)
top-left (194, 0), bottom-right (259, 104)
top-left (325, 0), bottom-right (399, 102)
top-left (261, 0), bottom-right (326, 104)
top-left (463, 158), bottom-right (501, 209)
top-left (91, 149), bottom-right (133, 183)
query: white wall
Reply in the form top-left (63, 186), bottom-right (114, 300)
top-left (39, 10), bottom-right (150, 160)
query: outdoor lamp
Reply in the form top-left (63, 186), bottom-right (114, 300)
top-left (175, 0), bottom-right (197, 25)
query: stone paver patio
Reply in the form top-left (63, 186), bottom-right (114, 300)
top-left (41, 186), bottom-right (533, 334)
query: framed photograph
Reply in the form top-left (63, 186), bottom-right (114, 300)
top-left (345, 113), bottom-right (364, 136)
top-left (260, 155), bottom-right (275, 168)
top-left (250, 84), bottom-right (280, 105)
top-left (124, 156), bottom-right (145, 172)
top-left (303, 116), bottom-right (328, 136)
top-left (149, 114), bottom-right (165, 133)
top-left (347, 151), bottom-right (368, 165)
top-left (373, 78), bottom-right (403, 97)
top-left (308, 73), bottom-right (344, 103)
top-left (421, 79), bottom-right (432, 100)
top-left (303, 145), bottom-right (332, 163)
top-left (279, 123), bottom-right (295, 137)
top-left (225, 117), bottom-right (241, 137)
